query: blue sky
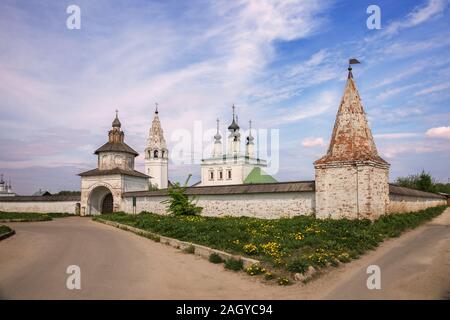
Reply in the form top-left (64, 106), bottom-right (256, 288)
top-left (0, 0), bottom-right (449, 194)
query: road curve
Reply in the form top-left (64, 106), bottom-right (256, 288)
top-left (0, 209), bottom-right (449, 300)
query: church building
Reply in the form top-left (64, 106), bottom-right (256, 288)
top-left (0, 174), bottom-right (15, 197)
top-left (199, 105), bottom-right (276, 186)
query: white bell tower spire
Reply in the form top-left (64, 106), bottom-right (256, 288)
top-left (144, 103), bottom-right (168, 189)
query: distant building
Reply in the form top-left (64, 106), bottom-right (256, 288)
top-left (144, 104), bottom-right (169, 189)
top-left (32, 189), bottom-right (52, 196)
top-left (0, 174), bottom-right (16, 197)
top-left (199, 105), bottom-right (276, 186)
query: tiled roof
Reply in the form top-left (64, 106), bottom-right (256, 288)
top-left (123, 180), bottom-right (315, 197)
top-left (94, 142), bottom-right (139, 156)
top-left (389, 184), bottom-right (446, 199)
top-left (315, 72), bottom-right (388, 166)
top-left (78, 168), bottom-right (149, 178)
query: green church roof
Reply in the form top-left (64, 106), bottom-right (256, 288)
top-left (244, 167), bottom-right (277, 184)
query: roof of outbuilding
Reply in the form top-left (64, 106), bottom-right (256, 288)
top-left (94, 142), bottom-right (139, 156)
top-left (389, 184), bottom-right (446, 199)
top-left (78, 168), bottom-right (149, 178)
top-left (123, 180), bottom-right (315, 197)
top-left (243, 167), bottom-right (277, 184)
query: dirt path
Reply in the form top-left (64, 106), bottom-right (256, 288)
top-left (0, 209), bottom-right (449, 299)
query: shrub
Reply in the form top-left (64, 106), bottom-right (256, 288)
top-left (287, 259), bottom-right (309, 274)
top-left (162, 175), bottom-right (203, 216)
top-left (183, 245), bottom-right (195, 254)
top-left (224, 258), bottom-right (243, 271)
top-left (209, 253), bottom-right (223, 264)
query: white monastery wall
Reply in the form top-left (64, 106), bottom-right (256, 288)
top-left (0, 200), bottom-right (79, 214)
top-left (122, 191), bottom-right (315, 219)
top-left (388, 194), bottom-right (446, 213)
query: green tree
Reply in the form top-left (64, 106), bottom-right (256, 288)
top-left (395, 170), bottom-right (436, 193)
top-left (162, 174), bottom-right (202, 216)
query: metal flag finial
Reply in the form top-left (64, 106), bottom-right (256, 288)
top-left (348, 58), bottom-right (361, 78)
top-left (155, 102), bottom-right (159, 114)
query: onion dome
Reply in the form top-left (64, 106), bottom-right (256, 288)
top-left (112, 110), bottom-right (121, 128)
top-left (214, 118), bottom-right (222, 141)
top-left (228, 104), bottom-right (240, 131)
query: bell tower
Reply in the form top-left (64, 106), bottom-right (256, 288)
top-left (144, 103), bottom-right (168, 189)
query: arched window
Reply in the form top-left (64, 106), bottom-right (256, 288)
top-left (162, 150), bottom-right (165, 158)
top-left (154, 150), bottom-right (159, 158)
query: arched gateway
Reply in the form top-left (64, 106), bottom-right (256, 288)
top-left (78, 111), bottom-right (149, 216)
top-left (88, 186), bottom-right (114, 215)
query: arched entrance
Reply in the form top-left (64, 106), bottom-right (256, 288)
top-left (101, 193), bottom-right (113, 213)
top-left (88, 186), bottom-right (114, 215)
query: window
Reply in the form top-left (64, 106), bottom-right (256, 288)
top-left (153, 150), bottom-right (159, 158)
top-left (226, 169), bottom-right (232, 180)
top-left (162, 150), bottom-right (165, 158)
top-left (218, 170), bottom-right (223, 180)
top-left (209, 170), bottom-right (214, 181)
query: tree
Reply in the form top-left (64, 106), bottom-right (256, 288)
top-left (162, 174), bottom-right (202, 216)
top-left (57, 190), bottom-right (81, 196)
top-left (395, 170), bottom-right (436, 193)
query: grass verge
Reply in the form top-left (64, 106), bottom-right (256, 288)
top-left (0, 225), bottom-right (14, 240)
top-left (98, 205), bottom-right (447, 282)
top-left (0, 212), bottom-right (73, 222)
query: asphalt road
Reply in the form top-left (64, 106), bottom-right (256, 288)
top-left (0, 209), bottom-right (449, 299)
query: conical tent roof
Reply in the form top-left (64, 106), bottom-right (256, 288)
top-left (315, 69), bottom-right (388, 166)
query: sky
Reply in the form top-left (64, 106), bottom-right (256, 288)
top-left (0, 0), bottom-right (449, 195)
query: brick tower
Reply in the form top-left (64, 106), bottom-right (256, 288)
top-left (314, 62), bottom-right (390, 220)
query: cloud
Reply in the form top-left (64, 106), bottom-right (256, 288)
top-left (415, 81), bottom-right (450, 95)
top-left (301, 137), bottom-right (325, 147)
top-left (376, 83), bottom-right (422, 101)
top-left (374, 133), bottom-right (421, 139)
top-left (274, 90), bottom-right (339, 124)
top-left (426, 126), bottom-right (450, 139)
top-left (384, 0), bottom-right (448, 35)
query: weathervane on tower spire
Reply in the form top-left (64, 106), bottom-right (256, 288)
top-left (155, 102), bottom-right (159, 114)
top-left (348, 58), bottom-right (361, 79)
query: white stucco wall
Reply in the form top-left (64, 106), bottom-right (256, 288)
top-left (80, 174), bottom-right (148, 215)
top-left (0, 201), bottom-right (79, 213)
top-left (122, 191), bottom-right (315, 219)
top-left (388, 194), bottom-right (446, 213)
top-left (315, 163), bottom-right (389, 220)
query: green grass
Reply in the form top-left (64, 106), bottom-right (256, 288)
top-left (0, 212), bottom-right (73, 221)
top-left (0, 224), bottom-right (12, 235)
top-left (98, 206), bottom-right (447, 277)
